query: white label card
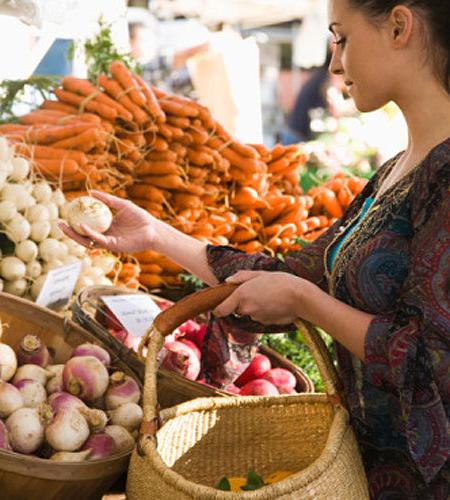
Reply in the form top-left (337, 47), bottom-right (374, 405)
top-left (36, 262), bottom-right (82, 309)
top-left (100, 294), bottom-right (161, 338)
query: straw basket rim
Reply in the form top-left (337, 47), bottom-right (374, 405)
top-left (138, 394), bottom-right (350, 498)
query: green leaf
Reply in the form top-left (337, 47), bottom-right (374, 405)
top-left (241, 471), bottom-right (266, 490)
top-left (216, 477), bottom-right (231, 491)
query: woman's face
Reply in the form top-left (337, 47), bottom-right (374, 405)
top-left (328, 0), bottom-right (398, 112)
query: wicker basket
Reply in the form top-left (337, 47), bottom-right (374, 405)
top-left (126, 284), bottom-right (369, 499)
top-left (0, 292), bottom-right (139, 500)
top-left (72, 285), bottom-right (313, 409)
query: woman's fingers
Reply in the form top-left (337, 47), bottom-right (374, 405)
top-left (90, 190), bottom-right (128, 210)
top-left (225, 270), bottom-right (261, 284)
top-left (59, 222), bottom-right (92, 247)
top-left (213, 290), bottom-right (241, 317)
top-left (79, 224), bottom-right (109, 248)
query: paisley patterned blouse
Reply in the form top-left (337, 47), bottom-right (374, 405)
top-left (202, 139), bottom-right (450, 499)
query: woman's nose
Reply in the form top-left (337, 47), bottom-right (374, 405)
top-left (329, 49), bottom-right (344, 75)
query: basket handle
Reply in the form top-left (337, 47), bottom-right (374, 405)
top-left (137, 283), bottom-right (342, 452)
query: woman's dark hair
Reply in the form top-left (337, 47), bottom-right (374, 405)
top-left (348, 0), bottom-right (450, 92)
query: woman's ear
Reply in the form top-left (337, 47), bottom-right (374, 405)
top-left (389, 5), bottom-right (414, 47)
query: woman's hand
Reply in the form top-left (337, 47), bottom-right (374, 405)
top-left (59, 190), bottom-right (160, 253)
top-left (213, 270), bottom-right (315, 325)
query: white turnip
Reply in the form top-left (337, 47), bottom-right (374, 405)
top-left (63, 356), bottom-right (109, 403)
top-left (70, 343), bottom-right (111, 367)
top-left (107, 402), bottom-right (143, 432)
top-left (16, 334), bottom-right (50, 367)
top-left (104, 425), bottom-right (135, 453)
top-left (65, 196), bottom-right (113, 236)
top-left (13, 364), bottom-right (54, 386)
top-left (104, 371), bottom-right (140, 410)
top-left (0, 333), bottom-right (18, 381)
top-left (45, 408), bottom-right (89, 452)
top-left (81, 432), bottom-right (117, 460)
top-left (6, 406), bottom-right (46, 454)
top-left (45, 364), bottom-right (64, 394)
top-left (0, 381), bottom-right (23, 417)
top-left (14, 379), bottom-right (46, 408)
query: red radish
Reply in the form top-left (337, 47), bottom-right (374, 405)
top-left (81, 432), bottom-right (117, 460)
top-left (16, 334), bottom-right (50, 367)
top-left (0, 381), bottom-right (23, 417)
top-left (239, 379), bottom-right (279, 396)
top-left (105, 371), bottom-right (140, 410)
top-left (46, 364), bottom-right (64, 394)
top-left (13, 364), bottom-right (54, 386)
top-left (160, 341), bottom-right (201, 381)
top-left (109, 328), bottom-right (128, 344)
top-left (14, 379), bottom-right (46, 408)
top-left (47, 391), bottom-right (107, 431)
top-left (223, 384), bottom-right (240, 395)
top-left (177, 319), bottom-right (201, 336)
top-left (107, 402), bottom-right (143, 432)
top-left (6, 406), bottom-right (49, 454)
top-left (63, 356), bottom-right (109, 402)
top-left (263, 368), bottom-right (297, 390)
top-left (235, 354), bottom-right (271, 387)
top-left (103, 306), bottom-right (123, 331)
top-left (104, 425), bottom-right (135, 453)
top-left (50, 449), bottom-right (92, 462)
top-left (182, 322), bottom-right (207, 349)
top-left (45, 408), bottom-right (90, 452)
top-left (71, 343), bottom-right (111, 367)
top-left (0, 420), bottom-right (11, 450)
top-left (278, 385), bottom-right (297, 395)
top-left (179, 339), bottom-right (201, 360)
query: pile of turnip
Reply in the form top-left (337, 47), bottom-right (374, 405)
top-left (0, 137), bottom-right (115, 301)
top-left (0, 326), bottom-right (141, 462)
top-left (104, 304), bottom-right (299, 397)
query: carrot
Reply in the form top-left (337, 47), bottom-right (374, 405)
top-left (133, 199), bottom-right (163, 213)
top-left (109, 61), bottom-right (146, 107)
top-left (145, 134), bottom-right (168, 151)
top-left (24, 123), bottom-right (98, 145)
top-left (231, 186), bottom-right (259, 206)
top-left (140, 263), bottom-right (163, 274)
top-left (186, 166), bottom-right (207, 179)
top-left (14, 143), bottom-right (88, 165)
top-left (146, 150), bottom-right (177, 162)
top-left (189, 128), bottom-right (209, 145)
top-left (62, 76), bottom-right (133, 122)
top-left (53, 88), bottom-right (117, 121)
top-left (136, 160), bottom-right (180, 176)
top-left (347, 177), bottom-right (368, 195)
top-left (230, 142), bottom-right (259, 159)
top-left (179, 132), bottom-right (194, 145)
top-left (305, 217), bottom-right (322, 231)
top-left (221, 146), bottom-right (261, 172)
top-left (248, 143), bottom-right (270, 158)
top-left (134, 74), bottom-right (165, 122)
top-left (158, 256), bottom-right (184, 274)
top-left (51, 128), bottom-right (105, 152)
top-left (133, 250), bottom-right (161, 262)
top-left (232, 228), bottom-right (258, 243)
top-left (158, 123), bottom-right (173, 140)
top-left (128, 185), bottom-right (168, 203)
top-left (33, 158), bottom-right (80, 178)
top-left (178, 182), bottom-right (205, 197)
top-left (140, 273), bottom-right (164, 288)
top-left (141, 174), bottom-right (185, 190)
top-left (165, 124), bottom-right (184, 140)
top-left (268, 156), bottom-right (290, 173)
top-left (326, 177), bottom-right (345, 193)
top-left (41, 99), bottom-right (78, 114)
top-left (172, 192), bottom-right (203, 209)
top-left (238, 240), bottom-right (264, 253)
top-left (97, 74), bottom-right (148, 125)
top-left (338, 185), bottom-right (353, 208)
top-left (171, 143), bottom-right (186, 158)
top-left (302, 228), bottom-right (328, 241)
top-left (319, 188), bottom-right (344, 218)
top-left (167, 116), bottom-right (190, 129)
top-left (159, 99), bottom-right (199, 118)
top-left (214, 223), bottom-right (235, 238)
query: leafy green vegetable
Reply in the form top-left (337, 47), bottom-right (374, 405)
top-left (70, 18), bottom-right (141, 82)
top-left (241, 471), bottom-right (266, 491)
top-left (216, 477), bottom-right (231, 491)
top-left (261, 329), bottom-right (333, 392)
top-left (0, 76), bottom-right (60, 123)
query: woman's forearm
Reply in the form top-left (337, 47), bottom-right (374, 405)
top-left (152, 221), bottom-right (219, 286)
top-left (297, 283), bottom-right (374, 361)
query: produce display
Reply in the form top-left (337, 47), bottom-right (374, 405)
top-left (0, 322), bottom-right (141, 461)
top-left (104, 300), bottom-right (302, 397)
top-left (0, 60), bottom-right (369, 293)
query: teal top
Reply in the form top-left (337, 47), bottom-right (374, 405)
top-left (327, 197), bottom-right (374, 271)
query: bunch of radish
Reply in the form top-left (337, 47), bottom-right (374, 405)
top-left (0, 137), bottom-right (116, 302)
top-left (103, 302), bottom-right (298, 397)
top-left (0, 324), bottom-right (141, 462)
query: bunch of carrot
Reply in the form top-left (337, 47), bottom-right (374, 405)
top-left (0, 60), bottom-right (369, 291)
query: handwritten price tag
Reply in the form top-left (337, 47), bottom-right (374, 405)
top-left (100, 294), bottom-right (161, 338)
top-left (36, 262), bottom-right (82, 310)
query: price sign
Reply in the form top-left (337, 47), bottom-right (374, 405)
top-left (36, 261), bottom-right (82, 310)
top-left (100, 294), bottom-right (161, 338)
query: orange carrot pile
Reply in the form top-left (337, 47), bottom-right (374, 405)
top-left (0, 61), bottom-right (369, 290)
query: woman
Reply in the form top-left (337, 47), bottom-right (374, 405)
top-left (61, 0), bottom-right (449, 497)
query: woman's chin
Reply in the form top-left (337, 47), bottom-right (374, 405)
top-left (353, 92), bottom-right (390, 113)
